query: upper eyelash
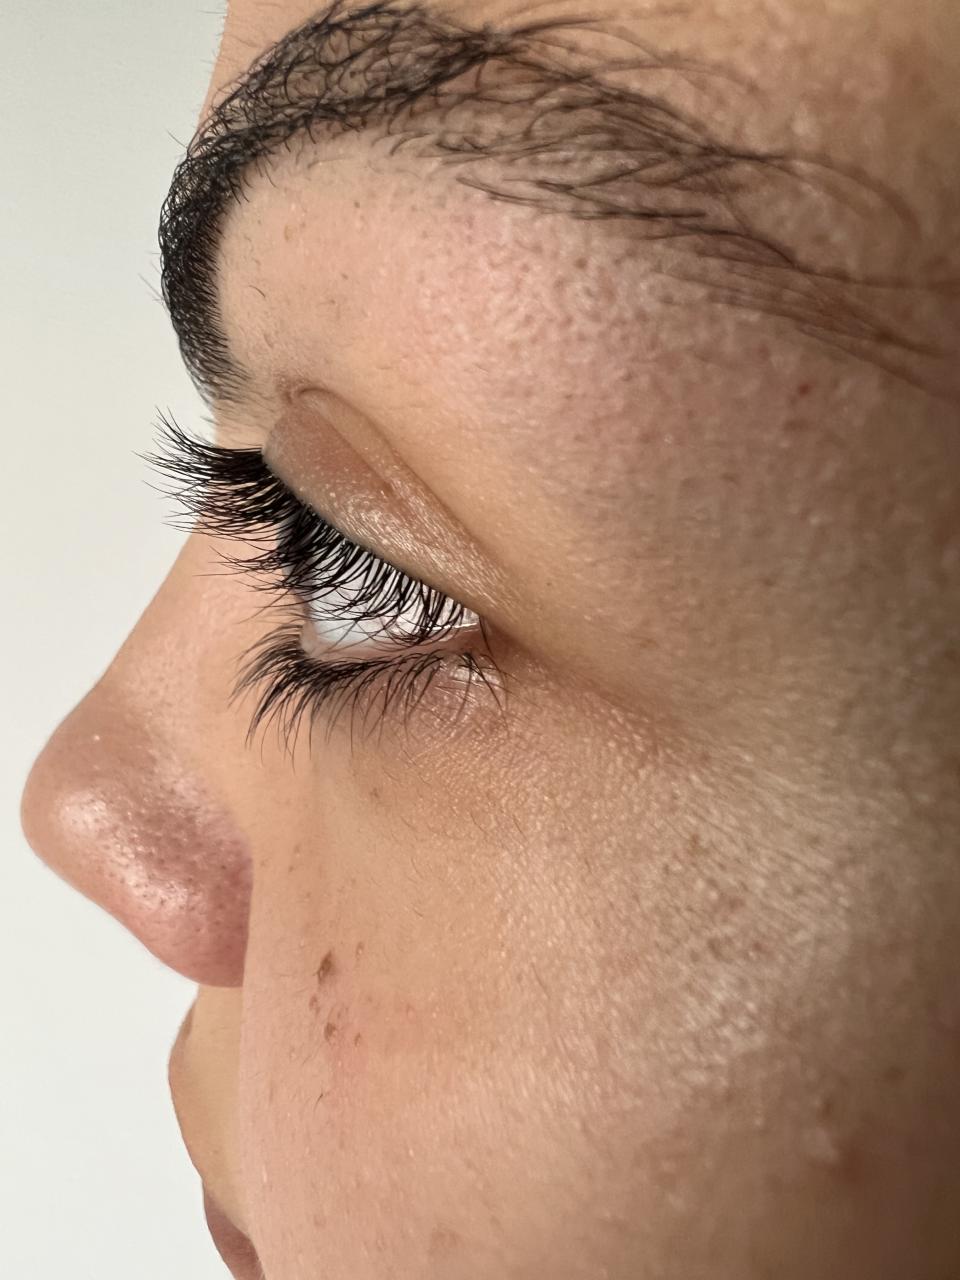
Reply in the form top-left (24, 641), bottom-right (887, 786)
top-left (143, 411), bottom-right (467, 645)
top-left (141, 411), bottom-right (499, 749)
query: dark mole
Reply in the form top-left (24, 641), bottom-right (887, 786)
top-left (315, 950), bottom-right (336, 985)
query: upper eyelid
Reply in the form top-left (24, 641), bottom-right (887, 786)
top-left (142, 412), bottom-right (471, 636)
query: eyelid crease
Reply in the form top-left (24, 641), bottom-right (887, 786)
top-left (264, 388), bottom-right (512, 623)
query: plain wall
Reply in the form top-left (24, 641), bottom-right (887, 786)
top-left (1, 4), bottom-right (233, 1275)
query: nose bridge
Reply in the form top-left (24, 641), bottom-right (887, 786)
top-left (20, 534), bottom-right (257, 988)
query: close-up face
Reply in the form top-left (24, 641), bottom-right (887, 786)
top-left (19, 1), bottom-right (960, 1277)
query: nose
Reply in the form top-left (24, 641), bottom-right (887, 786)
top-left (20, 534), bottom-right (255, 988)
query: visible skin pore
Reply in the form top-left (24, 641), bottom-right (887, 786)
top-left (20, 1), bottom-right (960, 1278)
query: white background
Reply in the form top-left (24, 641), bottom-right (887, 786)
top-left (1, 3), bottom-right (233, 1275)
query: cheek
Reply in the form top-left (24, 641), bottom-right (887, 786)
top-left (229, 695), bottom-right (960, 1280)
top-left (232, 741), bottom-right (642, 1280)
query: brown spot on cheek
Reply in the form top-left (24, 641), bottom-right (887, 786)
top-left (428, 1225), bottom-right (462, 1260)
top-left (324, 1018), bottom-right (340, 1043)
top-left (315, 950), bottom-right (336, 985)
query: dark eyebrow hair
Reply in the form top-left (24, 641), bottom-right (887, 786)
top-left (158, 0), bottom-right (950, 408)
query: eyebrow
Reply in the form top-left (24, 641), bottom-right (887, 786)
top-left (158, 0), bottom-right (945, 408)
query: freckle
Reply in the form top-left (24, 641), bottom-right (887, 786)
top-left (309, 993), bottom-right (321, 1015)
top-left (355, 941), bottom-right (365, 962)
top-left (353, 1033), bottom-right (362, 1047)
top-left (405, 1002), bottom-right (416, 1020)
top-left (324, 1020), bottom-right (339, 1043)
top-left (687, 834), bottom-right (705, 857)
top-left (428, 1225), bottom-right (462, 1259)
top-left (316, 950), bottom-right (336, 985)
top-left (795, 381), bottom-right (812, 398)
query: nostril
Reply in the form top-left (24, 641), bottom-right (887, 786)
top-left (19, 696), bottom-right (253, 988)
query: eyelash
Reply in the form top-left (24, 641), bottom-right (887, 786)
top-left (143, 413), bottom-right (501, 749)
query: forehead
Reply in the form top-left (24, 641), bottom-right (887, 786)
top-left (204, 0), bottom-right (957, 101)
top-left (203, 0), bottom-right (957, 147)
top-left (179, 0), bottom-right (958, 415)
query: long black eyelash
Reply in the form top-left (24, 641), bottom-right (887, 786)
top-left (235, 621), bottom-right (498, 754)
top-left (144, 412), bottom-right (467, 644)
top-left (142, 411), bottom-right (499, 749)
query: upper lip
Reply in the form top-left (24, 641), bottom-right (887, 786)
top-left (203, 1185), bottom-right (264, 1280)
top-left (167, 1008), bottom-right (255, 1249)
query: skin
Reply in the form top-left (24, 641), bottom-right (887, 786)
top-left (20, 1), bottom-right (960, 1277)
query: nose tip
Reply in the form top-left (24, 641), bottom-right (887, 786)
top-left (21, 689), bottom-right (252, 988)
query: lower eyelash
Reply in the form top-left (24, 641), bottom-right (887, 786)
top-left (235, 617), bottom-right (501, 753)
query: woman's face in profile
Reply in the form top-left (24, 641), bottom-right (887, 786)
top-left (19, 0), bottom-right (960, 1277)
